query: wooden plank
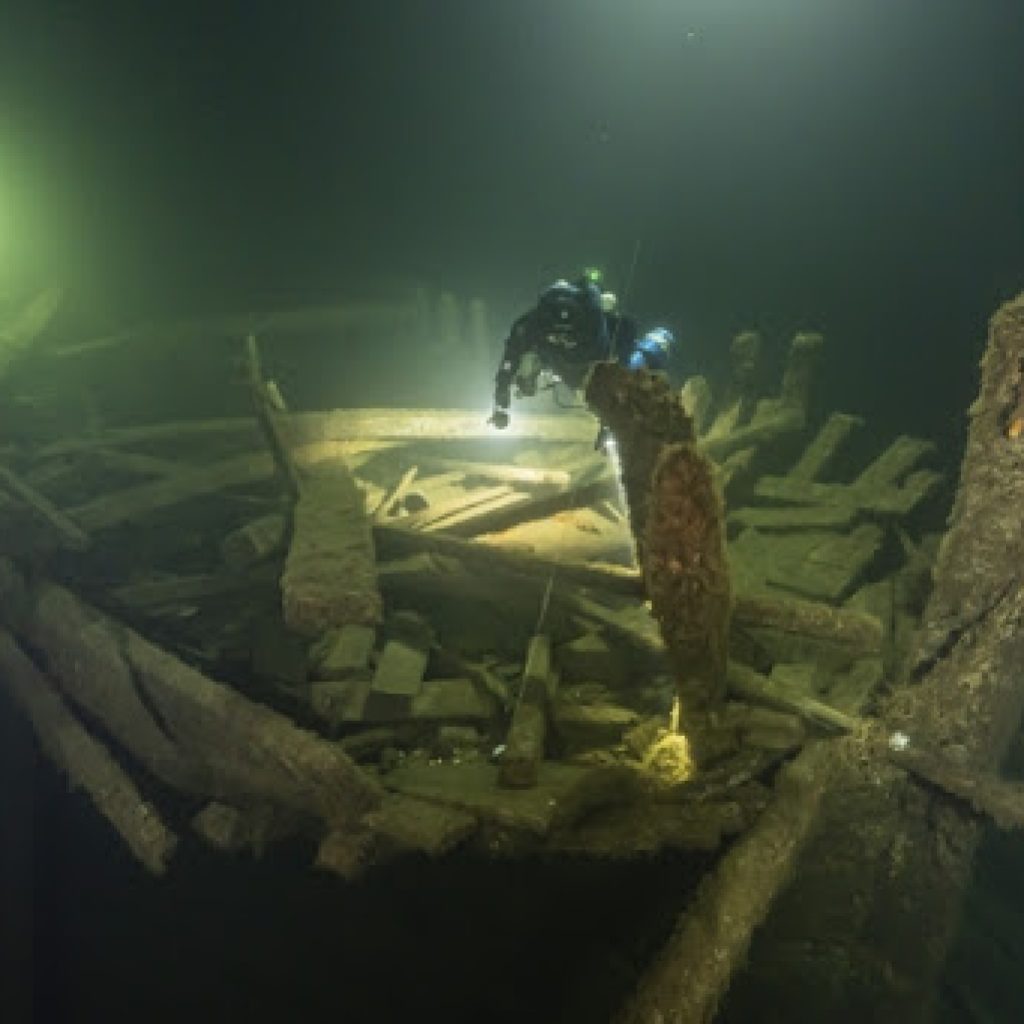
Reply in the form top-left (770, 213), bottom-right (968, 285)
top-left (698, 405), bottom-right (805, 463)
top-left (372, 464), bottom-right (419, 521)
top-left (422, 489), bottom-right (531, 536)
top-left (67, 440), bottom-right (395, 531)
top-left (853, 434), bottom-right (936, 490)
top-left (310, 624), bottom-right (376, 681)
top-left (0, 461), bottom-right (90, 550)
top-left (415, 457), bottom-right (571, 492)
top-left (370, 639), bottom-right (428, 699)
top-left (727, 503), bottom-right (858, 532)
top-left (411, 678), bottom-right (495, 720)
top-left (679, 375), bottom-right (713, 435)
top-left (788, 412), bottom-right (864, 481)
top-left (551, 702), bottom-right (640, 756)
top-left (500, 634), bottom-right (556, 789)
top-left (398, 484), bottom-right (513, 531)
top-left (310, 677), bottom-right (495, 727)
top-left (37, 409), bottom-right (597, 458)
top-left (109, 565), bottom-right (278, 612)
top-left (725, 661), bottom-right (860, 734)
top-left (730, 524), bottom-right (885, 603)
top-left (374, 523), bottom-right (643, 595)
top-left (370, 793), bottom-right (477, 857)
top-left (753, 435), bottom-right (940, 520)
top-left (84, 449), bottom-right (184, 478)
top-left (381, 760), bottom-right (638, 836)
top-left (220, 513), bottom-right (288, 570)
top-left (281, 463), bottom-right (381, 635)
top-left (0, 628), bottom-right (178, 875)
top-left (244, 334), bottom-right (301, 500)
top-left (752, 476), bottom-right (849, 507)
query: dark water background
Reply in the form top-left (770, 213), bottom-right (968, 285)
top-left (2, 1), bottom-right (1023, 447)
top-left (3, 1), bottom-right (1024, 1020)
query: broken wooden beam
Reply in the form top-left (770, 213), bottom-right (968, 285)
top-left (310, 677), bottom-right (495, 729)
top-left (889, 744), bottom-right (1024, 832)
top-left (36, 409), bottom-right (597, 460)
top-left (788, 412), bottom-right (864, 481)
top-left (853, 434), bottom-right (937, 490)
top-left (778, 331), bottom-right (824, 412)
top-left (369, 638), bottom-right (429, 705)
top-left (310, 623), bottom-right (376, 681)
top-left (727, 503), bottom-right (858, 532)
top-left (220, 512), bottom-right (288, 570)
top-left (377, 528), bottom-right (884, 670)
top-left (381, 760), bottom-right (638, 838)
top-left (398, 484), bottom-right (516, 532)
top-left (421, 488), bottom-right (530, 536)
top-left (752, 434), bottom-right (942, 519)
top-left (281, 461), bottom-right (382, 635)
top-left (0, 461), bottom-right (90, 550)
top-left (698, 405), bottom-right (805, 464)
top-left (499, 634), bottom-right (556, 788)
top-left (732, 591), bottom-right (884, 658)
top-left (415, 457), bottom-right (571, 493)
top-left (0, 628), bottom-right (178, 875)
top-left (679, 375), bottom-right (713, 436)
top-left (730, 523), bottom-right (885, 603)
top-left (244, 334), bottom-right (302, 500)
top-left (727, 330), bottom-right (763, 426)
top-left (108, 564), bottom-right (278, 613)
top-left (191, 801), bottom-right (298, 856)
top-left (621, 610), bottom-right (881, 1024)
top-left (373, 522), bottom-right (643, 595)
top-left (616, 741), bottom-right (835, 1024)
top-left (394, 454), bottom-right (613, 539)
top-left (65, 440), bottom-right (393, 532)
top-left (372, 464), bottom-right (419, 521)
top-left (704, 330), bottom-right (762, 438)
top-left (725, 661), bottom-right (860, 735)
top-left (430, 646), bottom-right (512, 710)
top-left (81, 448), bottom-right (184, 479)
top-left (368, 792), bottom-right (477, 858)
top-left (0, 559), bottom-right (383, 830)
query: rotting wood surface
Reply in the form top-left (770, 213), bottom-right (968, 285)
top-left (0, 559), bottom-right (383, 832)
top-left (619, 292), bottom-right (1024, 1023)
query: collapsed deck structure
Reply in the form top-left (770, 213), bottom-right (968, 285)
top-left (2, 286), bottom-right (1021, 1018)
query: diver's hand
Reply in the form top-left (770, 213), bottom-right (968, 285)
top-left (488, 409), bottom-right (510, 430)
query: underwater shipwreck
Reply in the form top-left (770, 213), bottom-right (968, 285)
top-left (3, 286), bottom-right (1024, 1021)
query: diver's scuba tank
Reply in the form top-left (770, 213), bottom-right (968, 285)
top-left (627, 327), bottom-right (675, 372)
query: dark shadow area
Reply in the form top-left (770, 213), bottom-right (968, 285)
top-left (1, 693), bottom-right (712, 1024)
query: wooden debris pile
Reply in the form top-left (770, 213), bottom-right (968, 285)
top-left (0, 319), bottom-right (949, 887)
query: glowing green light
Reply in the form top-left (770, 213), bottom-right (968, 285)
top-left (583, 266), bottom-right (603, 286)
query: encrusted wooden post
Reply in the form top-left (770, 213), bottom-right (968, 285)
top-left (585, 363), bottom-right (731, 758)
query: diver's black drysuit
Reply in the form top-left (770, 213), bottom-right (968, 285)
top-left (490, 279), bottom-right (638, 428)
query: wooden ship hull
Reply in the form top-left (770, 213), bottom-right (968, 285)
top-left (2, 287), bottom-right (1022, 1020)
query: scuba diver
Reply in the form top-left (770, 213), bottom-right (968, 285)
top-left (488, 269), bottom-right (675, 448)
